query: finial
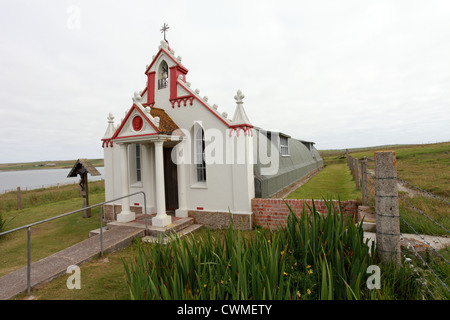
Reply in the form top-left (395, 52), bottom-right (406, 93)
top-left (234, 90), bottom-right (245, 104)
top-left (160, 23), bottom-right (170, 42)
top-left (107, 113), bottom-right (114, 123)
top-left (132, 91), bottom-right (143, 104)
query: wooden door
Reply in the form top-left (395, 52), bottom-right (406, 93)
top-left (163, 147), bottom-right (179, 210)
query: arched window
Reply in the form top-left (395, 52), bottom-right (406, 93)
top-left (158, 60), bottom-right (169, 89)
top-left (194, 123), bottom-right (206, 182)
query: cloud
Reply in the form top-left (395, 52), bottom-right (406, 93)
top-left (0, 0), bottom-right (449, 163)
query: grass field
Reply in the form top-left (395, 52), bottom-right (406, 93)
top-left (350, 141), bottom-right (450, 200)
top-left (288, 141), bottom-right (450, 237)
top-left (349, 142), bottom-right (450, 237)
top-left (0, 159), bottom-right (104, 172)
top-left (0, 181), bottom-right (106, 277)
top-left (287, 162), bottom-right (361, 201)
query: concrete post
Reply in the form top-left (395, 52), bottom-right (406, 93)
top-left (351, 157), bottom-right (356, 181)
top-left (117, 143), bottom-right (135, 222)
top-left (360, 157), bottom-right (369, 206)
top-left (375, 151), bottom-right (401, 265)
top-left (175, 139), bottom-right (188, 218)
top-left (348, 155), bottom-right (354, 177)
top-left (152, 140), bottom-right (171, 227)
top-left (142, 144), bottom-right (155, 215)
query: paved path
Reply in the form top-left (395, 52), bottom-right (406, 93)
top-left (0, 225), bottom-right (145, 300)
top-left (364, 231), bottom-right (450, 251)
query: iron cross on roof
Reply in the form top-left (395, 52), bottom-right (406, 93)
top-left (160, 23), bottom-right (169, 41)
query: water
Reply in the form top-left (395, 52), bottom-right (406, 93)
top-left (0, 167), bottom-right (105, 193)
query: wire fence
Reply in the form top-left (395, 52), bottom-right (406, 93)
top-left (396, 175), bottom-right (449, 297)
top-left (345, 152), bottom-right (449, 299)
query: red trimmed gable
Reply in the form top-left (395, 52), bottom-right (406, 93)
top-left (111, 104), bottom-right (159, 140)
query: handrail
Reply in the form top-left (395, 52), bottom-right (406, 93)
top-left (0, 191), bottom-right (147, 295)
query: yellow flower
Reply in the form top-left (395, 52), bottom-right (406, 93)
top-left (220, 280), bottom-right (224, 285)
top-left (280, 250), bottom-right (285, 255)
top-left (308, 269), bottom-right (313, 275)
top-left (296, 291), bottom-right (301, 298)
top-left (307, 265), bottom-right (311, 269)
top-left (307, 289), bottom-right (311, 295)
top-left (283, 272), bottom-right (288, 276)
top-left (204, 284), bottom-right (207, 288)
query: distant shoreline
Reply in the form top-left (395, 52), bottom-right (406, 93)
top-left (0, 159), bottom-right (104, 172)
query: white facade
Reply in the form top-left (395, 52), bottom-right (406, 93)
top-left (102, 40), bottom-right (255, 227)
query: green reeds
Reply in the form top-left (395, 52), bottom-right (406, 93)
top-left (123, 200), bottom-right (425, 300)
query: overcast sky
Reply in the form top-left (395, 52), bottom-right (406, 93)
top-left (1, 0), bottom-right (449, 163)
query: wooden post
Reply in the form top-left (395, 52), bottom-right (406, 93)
top-left (360, 157), bottom-right (369, 206)
top-left (375, 151), bottom-right (400, 265)
top-left (81, 172), bottom-right (91, 218)
top-left (354, 158), bottom-right (360, 189)
top-left (17, 187), bottom-right (22, 210)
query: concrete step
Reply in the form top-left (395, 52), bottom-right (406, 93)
top-left (362, 221), bottom-right (376, 232)
top-left (358, 206), bottom-right (376, 223)
top-left (142, 224), bottom-right (203, 245)
top-left (146, 217), bottom-right (194, 237)
top-left (89, 226), bottom-right (114, 238)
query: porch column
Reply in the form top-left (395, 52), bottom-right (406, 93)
top-left (141, 143), bottom-right (154, 215)
top-left (117, 143), bottom-right (135, 222)
top-left (152, 140), bottom-right (171, 227)
top-left (175, 139), bottom-right (188, 217)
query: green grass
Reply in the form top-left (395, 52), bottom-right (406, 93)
top-left (287, 160), bottom-right (361, 202)
top-left (0, 159), bottom-right (104, 171)
top-left (0, 181), bottom-right (106, 277)
top-left (0, 181), bottom-right (105, 214)
top-left (350, 141), bottom-right (450, 200)
top-left (344, 142), bottom-right (450, 237)
top-left (13, 243), bottom-right (134, 300)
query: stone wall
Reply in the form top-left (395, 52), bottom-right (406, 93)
top-left (252, 198), bottom-right (358, 230)
top-left (188, 210), bottom-right (252, 230)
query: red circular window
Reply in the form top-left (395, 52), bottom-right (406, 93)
top-left (132, 116), bottom-right (143, 131)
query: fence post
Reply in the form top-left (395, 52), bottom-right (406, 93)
top-left (17, 187), bottom-right (22, 210)
top-left (348, 155), bottom-right (354, 177)
top-left (354, 158), bottom-right (360, 189)
top-left (360, 157), bottom-right (369, 206)
top-left (375, 151), bottom-right (401, 265)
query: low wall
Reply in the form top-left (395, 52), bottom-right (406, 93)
top-left (252, 198), bottom-right (358, 230)
top-left (103, 204), bottom-right (142, 221)
top-left (188, 211), bottom-right (252, 230)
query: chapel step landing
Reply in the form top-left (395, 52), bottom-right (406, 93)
top-left (142, 223), bottom-right (204, 245)
top-left (106, 214), bottom-right (203, 244)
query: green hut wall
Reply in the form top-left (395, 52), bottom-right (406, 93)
top-left (253, 129), bottom-right (323, 198)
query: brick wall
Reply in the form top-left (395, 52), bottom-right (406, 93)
top-left (252, 198), bottom-right (358, 230)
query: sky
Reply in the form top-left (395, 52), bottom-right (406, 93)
top-left (0, 0), bottom-right (449, 163)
